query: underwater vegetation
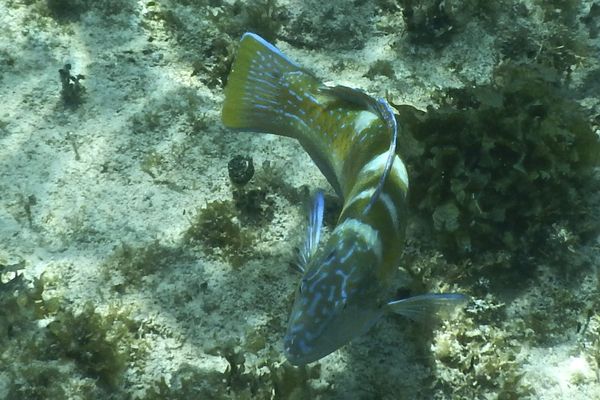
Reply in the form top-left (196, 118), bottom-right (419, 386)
top-left (182, 154), bottom-right (293, 268)
top-left (101, 241), bottom-right (184, 289)
top-left (183, 199), bottom-right (253, 268)
top-left (397, 62), bottom-right (600, 264)
top-left (431, 296), bottom-right (534, 399)
top-left (0, 265), bottom-right (140, 398)
top-left (398, 0), bottom-right (503, 47)
top-left (143, 342), bottom-right (323, 399)
top-left (581, 2), bottom-right (600, 39)
top-left (183, 193), bottom-right (276, 268)
top-left (1, 260), bottom-right (327, 398)
top-left (44, 0), bottom-right (134, 21)
top-left (144, 0), bottom-right (287, 87)
top-left (218, 0), bottom-right (288, 43)
top-left (46, 302), bottom-right (142, 388)
top-left (1, 0), bottom-right (598, 398)
top-left (286, 0), bottom-right (375, 50)
top-left (58, 63), bottom-right (85, 107)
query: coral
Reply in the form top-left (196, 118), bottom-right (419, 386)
top-left (399, 62), bottom-right (600, 262)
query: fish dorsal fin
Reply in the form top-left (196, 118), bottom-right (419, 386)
top-left (297, 191), bottom-right (325, 272)
top-left (319, 86), bottom-right (398, 214)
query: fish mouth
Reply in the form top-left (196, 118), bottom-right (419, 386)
top-left (283, 333), bottom-right (334, 366)
top-left (283, 335), bottom-right (312, 366)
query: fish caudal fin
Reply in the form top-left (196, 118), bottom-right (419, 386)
top-left (222, 32), bottom-right (314, 135)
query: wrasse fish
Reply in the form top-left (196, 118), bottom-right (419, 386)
top-left (222, 32), bottom-right (468, 366)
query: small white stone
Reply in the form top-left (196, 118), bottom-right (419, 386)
top-left (565, 356), bottom-right (595, 385)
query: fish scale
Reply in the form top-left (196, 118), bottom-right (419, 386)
top-left (222, 32), bottom-right (468, 365)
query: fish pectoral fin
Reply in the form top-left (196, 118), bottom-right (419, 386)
top-left (297, 191), bottom-right (325, 272)
top-left (386, 293), bottom-right (469, 323)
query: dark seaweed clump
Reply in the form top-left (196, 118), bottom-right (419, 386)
top-left (59, 63), bottom-right (85, 107)
top-left (400, 63), bottom-right (600, 264)
top-left (287, 0), bottom-right (376, 50)
top-left (398, 0), bottom-right (502, 47)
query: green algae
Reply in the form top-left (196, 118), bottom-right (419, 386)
top-left (102, 241), bottom-right (184, 289)
top-left (1, 263), bottom-right (149, 398)
top-left (46, 302), bottom-right (143, 388)
top-left (365, 59), bottom-right (396, 80)
top-left (398, 62), bottom-right (600, 263)
top-left (287, 0), bottom-right (375, 50)
top-left (431, 296), bottom-right (533, 400)
top-left (398, 0), bottom-right (504, 48)
top-left (183, 199), bottom-right (256, 268)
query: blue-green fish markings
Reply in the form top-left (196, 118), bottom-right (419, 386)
top-left (222, 33), bottom-right (467, 365)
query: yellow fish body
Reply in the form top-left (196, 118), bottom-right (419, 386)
top-left (222, 33), bottom-right (466, 365)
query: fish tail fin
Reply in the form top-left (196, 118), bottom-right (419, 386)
top-left (222, 32), bottom-right (314, 135)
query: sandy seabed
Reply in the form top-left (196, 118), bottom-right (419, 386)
top-left (1, 1), bottom-right (599, 399)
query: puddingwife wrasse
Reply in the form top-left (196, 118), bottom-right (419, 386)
top-left (222, 33), bottom-right (468, 365)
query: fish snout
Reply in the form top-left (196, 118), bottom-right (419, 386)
top-left (283, 333), bottom-right (310, 365)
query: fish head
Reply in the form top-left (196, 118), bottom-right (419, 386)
top-left (284, 226), bottom-right (384, 365)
